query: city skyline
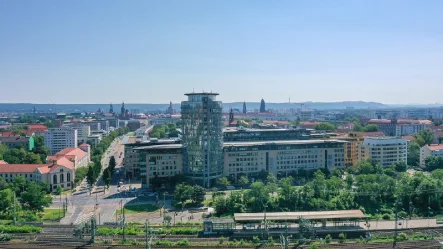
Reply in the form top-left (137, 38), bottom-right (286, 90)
top-left (1, 0), bottom-right (443, 104)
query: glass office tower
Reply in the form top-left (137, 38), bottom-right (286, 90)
top-left (181, 93), bottom-right (223, 187)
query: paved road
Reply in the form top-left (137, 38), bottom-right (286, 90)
top-left (53, 136), bottom-right (137, 225)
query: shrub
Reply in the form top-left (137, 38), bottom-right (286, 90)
top-left (252, 236), bottom-right (260, 244)
top-left (325, 234), bottom-right (332, 243)
top-left (176, 238), bottom-right (189, 246)
top-left (155, 240), bottom-right (174, 246)
top-left (0, 232), bottom-right (12, 241)
top-left (338, 233), bottom-right (346, 243)
top-left (382, 214), bottom-right (391, 220)
top-left (397, 232), bottom-right (408, 241)
top-left (309, 243), bottom-right (320, 249)
top-left (0, 225), bottom-right (41, 234)
top-left (219, 236), bottom-right (225, 245)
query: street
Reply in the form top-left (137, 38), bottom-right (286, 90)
top-left (53, 136), bottom-right (137, 225)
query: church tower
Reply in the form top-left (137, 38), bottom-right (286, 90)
top-left (260, 98), bottom-right (266, 113)
top-left (243, 101), bottom-right (247, 114)
top-left (109, 103), bottom-right (114, 113)
top-left (229, 108), bottom-right (234, 125)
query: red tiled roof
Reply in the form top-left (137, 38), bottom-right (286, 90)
top-left (0, 164), bottom-right (51, 173)
top-left (27, 124), bottom-right (48, 130)
top-left (55, 147), bottom-right (87, 159)
top-left (79, 143), bottom-right (90, 147)
top-left (0, 131), bottom-right (14, 137)
top-left (427, 144), bottom-right (443, 151)
top-left (46, 156), bottom-right (74, 170)
top-left (0, 160), bottom-right (8, 164)
top-left (402, 135), bottom-right (416, 141)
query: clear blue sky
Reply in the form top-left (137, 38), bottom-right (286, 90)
top-left (1, 0), bottom-right (442, 104)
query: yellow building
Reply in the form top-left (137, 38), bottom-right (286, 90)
top-left (335, 133), bottom-right (364, 167)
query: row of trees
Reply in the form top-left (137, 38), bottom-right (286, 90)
top-left (0, 176), bottom-right (52, 221)
top-left (213, 159), bottom-right (443, 219)
top-left (150, 123), bottom-right (179, 138)
top-left (407, 129), bottom-right (436, 166)
top-left (85, 127), bottom-right (130, 186)
top-left (0, 136), bottom-right (50, 164)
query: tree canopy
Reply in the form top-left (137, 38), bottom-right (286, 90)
top-left (314, 122), bottom-right (336, 131)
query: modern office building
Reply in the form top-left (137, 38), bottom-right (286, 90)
top-left (135, 144), bottom-right (183, 188)
top-left (127, 120), bottom-right (142, 131)
top-left (223, 140), bottom-right (346, 182)
top-left (44, 128), bottom-right (78, 155)
top-left (358, 137), bottom-right (407, 167)
top-left (223, 127), bottom-right (312, 142)
top-left (181, 92), bottom-right (224, 187)
top-left (420, 144), bottom-right (443, 168)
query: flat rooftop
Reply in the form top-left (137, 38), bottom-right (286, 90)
top-left (234, 210), bottom-right (366, 222)
top-left (185, 92), bottom-right (219, 96)
top-left (134, 144), bottom-right (183, 150)
top-left (223, 139), bottom-right (347, 147)
top-left (223, 128), bottom-right (313, 133)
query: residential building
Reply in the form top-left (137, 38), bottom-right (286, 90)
top-left (83, 121), bottom-right (101, 131)
top-left (63, 123), bottom-right (91, 144)
top-left (0, 136), bottom-right (34, 150)
top-left (97, 120), bottom-right (110, 131)
top-left (47, 147), bottom-right (89, 169)
top-left (358, 137), bottom-right (407, 167)
top-left (334, 133), bottom-right (365, 167)
top-left (181, 92), bottom-right (224, 187)
top-left (420, 144), bottom-right (443, 168)
top-left (223, 140), bottom-right (346, 182)
top-left (367, 119), bottom-right (431, 136)
top-left (0, 162), bottom-right (75, 191)
top-left (44, 128), bottom-right (78, 155)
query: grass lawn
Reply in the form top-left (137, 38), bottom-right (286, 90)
top-left (40, 208), bottom-right (63, 221)
top-left (116, 204), bottom-right (160, 215)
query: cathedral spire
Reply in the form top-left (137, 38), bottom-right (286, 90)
top-left (243, 101), bottom-right (247, 114)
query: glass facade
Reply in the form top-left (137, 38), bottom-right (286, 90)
top-left (181, 93), bottom-right (223, 187)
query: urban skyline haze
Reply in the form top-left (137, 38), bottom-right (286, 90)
top-left (1, 0), bottom-right (442, 104)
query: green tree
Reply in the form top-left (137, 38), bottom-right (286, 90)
top-left (239, 176), bottom-right (249, 186)
top-left (11, 176), bottom-right (27, 196)
top-left (314, 122), bottom-right (336, 131)
top-left (218, 177), bottom-right (231, 188)
top-left (75, 167), bottom-right (88, 184)
top-left (86, 165), bottom-right (95, 186)
top-left (352, 123), bottom-right (363, 132)
top-left (108, 156), bottom-right (116, 175)
top-left (54, 186), bottom-right (63, 195)
top-left (21, 182), bottom-right (52, 212)
top-left (394, 161), bottom-right (407, 172)
top-left (103, 168), bottom-right (112, 188)
top-left (0, 188), bottom-right (14, 217)
top-left (0, 177), bottom-right (8, 190)
top-left (414, 129), bottom-right (434, 146)
top-left (363, 124), bottom-right (379, 132)
top-left (425, 156), bottom-right (443, 171)
top-left (407, 141), bottom-right (420, 166)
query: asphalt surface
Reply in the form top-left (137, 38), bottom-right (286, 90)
top-left (52, 137), bottom-right (137, 225)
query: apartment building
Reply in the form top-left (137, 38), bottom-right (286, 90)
top-left (0, 136), bottom-right (34, 150)
top-left (420, 144), bottom-right (443, 168)
top-left (223, 140), bottom-right (346, 182)
top-left (358, 137), bottom-right (407, 167)
top-left (44, 128), bottom-right (78, 155)
top-left (63, 123), bottom-right (91, 144)
top-left (367, 119), bottom-right (431, 136)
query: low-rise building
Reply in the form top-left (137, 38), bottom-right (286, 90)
top-left (0, 136), bottom-right (34, 150)
top-left (367, 119), bottom-right (432, 136)
top-left (358, 137), bottom-right (407, 167)
top-left (420, 144), bottom-right (443, 168)
top-left (0, 162), bottom-right (75, 191)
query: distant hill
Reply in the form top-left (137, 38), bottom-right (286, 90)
top-left (0, 101), bottom-right (389, 113)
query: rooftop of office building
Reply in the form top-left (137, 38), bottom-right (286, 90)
top-left (223, 139), bottom-right (347, 147)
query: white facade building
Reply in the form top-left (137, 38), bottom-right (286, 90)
top-left (63, 123), bottom-right (91, 144)
top-left (44, 128), bottom-right (78, 155)
top-left (358, 137), bottom-right (407, 167)
top-left (420, 144), bottom-right (443, 168)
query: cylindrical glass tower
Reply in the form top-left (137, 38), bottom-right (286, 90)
top-left (181, 93), bottom-right (223, 187)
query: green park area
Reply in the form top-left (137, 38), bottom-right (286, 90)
top-left (117, 204), bottom-right (160, 215)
